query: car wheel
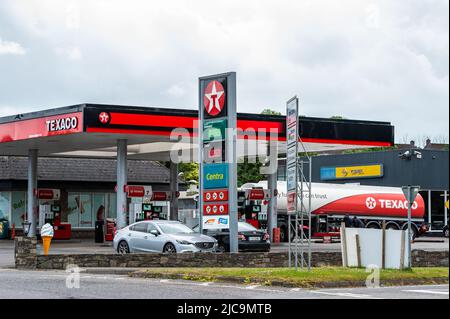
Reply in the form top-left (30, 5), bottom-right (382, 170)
top-left (163, 242), bottom-right (177, 254)
top-left (217, 243), bottom-right (226, 253)
top-left (117, 240), bottom-right (130, 254)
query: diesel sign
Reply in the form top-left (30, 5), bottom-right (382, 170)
top-left (46, 117), bottom-right (78, 132)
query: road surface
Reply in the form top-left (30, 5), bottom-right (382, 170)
top-left (0, 269), bottom-right (447, 299)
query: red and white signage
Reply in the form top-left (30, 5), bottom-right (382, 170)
top-left (152, 191), bottom-right (170, 201)
top-left (126, 185), bottom-right (153, 198)
top-left (251, 181), bottom-right (426, 220)
top-left (36, 189), bottom-right (61, 200)
top-left (203, 80), bottom-right (225, 117)
top-left (203, 189), bottom-right (229, 202)
top-left (287, 192), bottom-right (296, 212)
top-left (247, 189), bottom-right (270, 201)
top-left (203, 203), bottom-right (229, 215)
top-left (98, 112), bottom-right (110, 124)
top-left (0, 112), bottom-right (83, 143)
top-left (315, 193), bottom-right (425, 219)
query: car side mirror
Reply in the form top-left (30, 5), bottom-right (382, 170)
top-left (150, 230), bottom-right (159, 236)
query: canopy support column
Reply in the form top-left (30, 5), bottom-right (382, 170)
top-left (169, 162), bottom-right (179, 221)
top-left (27, 149), bottom-right (38, 237)
top-left (116, 139), bottom-right (128, 229)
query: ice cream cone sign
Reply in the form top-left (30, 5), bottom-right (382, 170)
top-left (40, 223), bottom-right (54, 256)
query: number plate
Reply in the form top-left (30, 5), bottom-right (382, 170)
top-left (249, 237), bottom-right (261, 241)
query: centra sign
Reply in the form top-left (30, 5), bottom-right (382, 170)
top-left (203, 163), bottom-right (229, 189)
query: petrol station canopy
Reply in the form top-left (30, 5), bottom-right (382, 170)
top-left (0, 103), bottom-right (395, 160)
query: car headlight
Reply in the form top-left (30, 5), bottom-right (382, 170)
top-left (176, 239), bottom-right (193, 245)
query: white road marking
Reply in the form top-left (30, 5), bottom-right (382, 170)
top-left (245, 285), bottom-right (260, 290)
top-left (310, 291), bottom-right (383, 299)
top-left (198, 282), bottom-right (211, 286)
top-left (403, 289), bottom-right (449, 295)
top-left (290, 288), bottom-right (301, 292)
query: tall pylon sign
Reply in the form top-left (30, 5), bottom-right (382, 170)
top-left (199, 72), bottom-right (238, 252)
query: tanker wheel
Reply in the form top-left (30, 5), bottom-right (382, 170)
top-left (403, 225), bottom-right (418, 241)
top-left (280, 226), bottom-right (287, 242)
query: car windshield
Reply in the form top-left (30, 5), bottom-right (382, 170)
top-left (238, 222), bottom-right (258, 232)
top-left (158, 223), bottom-right (195, 234)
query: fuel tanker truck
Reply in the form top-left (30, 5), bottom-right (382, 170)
top-left (240, 181), bottom-right (427, 242)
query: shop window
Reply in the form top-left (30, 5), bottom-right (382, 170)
top-left (93, 194), bottom-right (105, 222)
top-left (11, 191), bottom-right (26, 228)
top-left (0, 192), bottom-right (11, 222)
top-left (79, 194), bottom-right (93, 227)
top-left (68, 193), bottom-right (93, 228)
top-left (67, 193), bottom-right (80, 227)
top-left (106, 193), bottom-right (117, 219)
top-left (67, 192), bottom-right (116, 227)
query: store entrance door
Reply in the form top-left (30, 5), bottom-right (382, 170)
top-left (427, 190), bottom-right (448, 232)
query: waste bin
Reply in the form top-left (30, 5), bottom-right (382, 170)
top-left (0, 219), bottom-right (9, 239)
top-left (94, 220), bottom-right (104, 243)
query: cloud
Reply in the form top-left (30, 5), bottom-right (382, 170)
top-left (164, 84), bottom-right (186, 98)
top-left (0, 0), bottom-right (448, 142)
top-left (55, 46), bottom-right (83, 61)
top-left (0, 37), bottom-right (25, 55)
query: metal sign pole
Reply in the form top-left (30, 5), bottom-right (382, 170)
top-left (308, 158), bottom-right (312, 271)
top-left (299, 160), bottom-right (304, 269)
top-left (288, 214), bottom-right (292, 267)
top-left (402, 185), bottom-right (420, 269)
top-left (286, 96), bottom-right (299, 269)
top-left (407, 187), bottom-right (412, 269)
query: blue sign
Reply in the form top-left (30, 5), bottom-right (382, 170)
top-left (320, 167), bottom-right (336, 180)
top-left (203, 163), bottom-right (229, 189)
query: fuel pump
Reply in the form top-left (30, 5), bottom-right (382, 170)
top-left (126, 186), bottom-right (171, 223)
top-left (241, 188), bottom-right (271, 230)
top-left (37, 189), bottom-right (71, 239)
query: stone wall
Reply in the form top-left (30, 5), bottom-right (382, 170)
top-left (14, 237), bottom-right (448, 270)
top-left (412, 250), bottom-right (449, 267)
top-left (15, 236), bottom-right (37, 269)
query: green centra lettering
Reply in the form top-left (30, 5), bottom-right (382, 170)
top-left (206, 173), bottom-right (224, 181)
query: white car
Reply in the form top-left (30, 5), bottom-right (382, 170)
top-left (113, 220), bottom-right (218, 254)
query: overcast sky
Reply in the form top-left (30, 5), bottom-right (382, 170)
top-left (0, 0), bottom-right (448, 144)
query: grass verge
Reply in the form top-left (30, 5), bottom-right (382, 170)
top-left (131, 267), bottom-right (449, 288)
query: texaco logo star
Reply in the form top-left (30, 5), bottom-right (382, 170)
top-left (204, 80), bottom-right (225, 116)
top-left (366, 197), bottom-right (377, 210)
top-left (99, 112), bottom-right (110, 124)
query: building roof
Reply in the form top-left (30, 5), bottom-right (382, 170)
top-left (0, 156), bottom-right (173, 184)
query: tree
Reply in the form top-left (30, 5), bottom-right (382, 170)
top-left (237, 159), bottom-right (263, 187)
top-left (261, 109), bottom-right (282, 116)
top-left (178, 162), bottom-right (199, 183)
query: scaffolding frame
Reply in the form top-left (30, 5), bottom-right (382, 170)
top-left (288, 138), bottom-right (312, 271)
